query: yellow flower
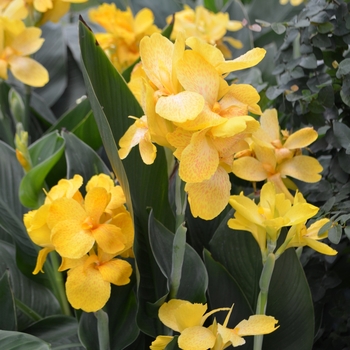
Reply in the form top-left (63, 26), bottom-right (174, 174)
top-left (0, 17), bottom-right (48, 86)
top-left (280, 0), bottom-right (304, 6)
top-left (167, 5), bottom-right (243, 58)
top-left (232, 109), bottom-right (322, 201)
top-left (282, 218), bottom-right (337, 256)
top-left (228, 182), bottom-right (319, 254)
top-left (151, 300), bottom-right (278, 350)
top-left (24, 175), bottom-right (84, 274)
top-left (89, 4), bottom-right (160, 71)
top-left (61, 248), bottom-right (132, 312)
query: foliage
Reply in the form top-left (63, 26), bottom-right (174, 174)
top-left (0, 0), bottom-right (349, 349)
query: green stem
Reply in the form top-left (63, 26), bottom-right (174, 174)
top-left (253, 253), bottom-right (276, 350)
top-left (95, 309), bottom-right (110, 350)
top-left (46, 251), bottom-right (72, 316)
top-left (175, 169), bottom-right (186, 230)
top-left (24, 84), bottom-right (31, 132)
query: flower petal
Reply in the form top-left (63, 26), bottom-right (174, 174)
top-left (92, 224), bottom-right (125, 255)
top-left (283, 127), bottom-right (318, 149)
top-left (150, 336), bottom-right (174, 350)
top-left (236, 315), bottom-right (279, 336)
top-left (303, 237), bottom-right (337, 256)
top-left (84, 187), bottom-right (110, 223)
top-left (259, 109), bottom-right (280, 141)
top-left (98, 258), bottom-right (132, 285)
top-left (178, 326), bottom-right (216, 350)
top-left (33, 247), bottom-right (54, 274)
top-left (180, 130), bottom-right (219, 183)
top-left (156, 91), bottom-right (205, 122)
top-left (232, 157), bottom-right (268, 182)
top-left (185, 166), bottom-right (231, 220)
top-left (66, 263), bottom-right (110, 312)
top-left (279, 155), bottom-right (323, 182)
top-left (8, 56), bottom-right (49, 87)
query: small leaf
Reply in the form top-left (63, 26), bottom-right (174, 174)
top-left (271, 22), bottom-right (286, 34)
top-left (333, 121), bottom-right (350, 149)
top-left (328, 225), bottom-right (342, 244)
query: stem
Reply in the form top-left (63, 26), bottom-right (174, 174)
top-left (253, 253), bottom-right (276, 350)
top-left (175, 169), bottom-right (186, 230)
top-left (24, 84), bottom-right (31, 132)
top-left (46, 251), bottom-right (72, 316)
top-left (95, 309), bottom-right (110, 350)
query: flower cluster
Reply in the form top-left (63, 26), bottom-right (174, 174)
top-left (232, 108), bottom-right (322, 201)
top-left (89, 4), bottom-right (160, 72)
top-left (24, 174), bottom-right (134, 312)
top-left (118, 32), bottom-right (266, 220)
top-left (167, 5), bottom-right (243, 58)
top-left (228, 182), bottom-right (337, 261)
top-left (150, 299), bottom-right (279, 349)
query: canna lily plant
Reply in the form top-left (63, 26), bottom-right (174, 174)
top-left (0, 1), bottom-right (346, 350)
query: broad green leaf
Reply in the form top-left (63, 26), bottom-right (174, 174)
top-left (34, 22), bottom-right (67, 107)
top-left (149, 212), bottom-right (208, 303)
top-left (25, 315), bottom-right (83, 349)
top-left (79, 20), bottom-right (174, 230)
top-left (0, 270), bottom-right (17, 331)
top-left (0, 241), bottom-right (60, 331)
top-left (105, 274), bottom-right (139, 350)
top-left (19, 131), bottom-right (65, 209)
top-left (165, 336), bottom-right (180, 350)
top-left (0, 330), bottom-right (50, 350)
top-left (209, 210), bottom-right (263, 311)
top-left (262, 249), bottom-right (314, 350)
top-left (62, 132), bottom-right (109, 185)
top-left (78, 313), bottom-right (99, 350)
top-left (0, 80), bottom-right (15, 146)
top-left (204, 250), bottom-right (253, 331)
top-left (333, 121), bottom-right (350, 149)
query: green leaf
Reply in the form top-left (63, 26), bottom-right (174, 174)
top-left (333, 121), bottom-right (350, 149)
top-left (271, 22), bottom-right (286, 34)
top-left (34, 22), bottom-right (67, 107)
top-left (0, 330), bottom-right (50, 350)
top-left (19, 131), bottom-right (65, 209)
top-left (336, 58), bottom-right (350, 78)
top-left (62, 132), bottom-right (110, 184)
top-left (0, 241), bottom-right (60, 331)
top-left (0, 270), bottom-right (17, 331)
top-left (262, 250), bottom-right (314, 350)
top-left (328, 225), bottom-right (342, 244)
top-left (78, 313), bottom-right (99, 350)
top-left (8, 88), bottom-right (25, 127)
top-left (25, 315), bottom-right (82, 349)
top-left (204, 0), bottom-right (218, 12)
top-left (204, 250), bottom-right (253, 334)
top-left (209, 210), bottom-right (263, 311)
top-left (0, 80), bottom-right (14, 146)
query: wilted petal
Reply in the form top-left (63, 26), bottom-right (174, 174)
top-left (185, 166), bottom-right (231, 220)
top-left (9, 56), bottom-right (49, 87)
top-left (33, 247), bottom-right (54, 274)
top-left (279, 155), bottom-right (323, 182)
top-left (217, 324), bottom-right (246, 347)
top-left (232, 157), bottom-right (268, 182)
top-left (156, 91), bottom-right (204, 122)
top-left (283, 127), bottom-right (318, 149)
top-left (179, 130), bottom-right (219, 183)
top-left (66, 263), bottom-right (110, 312)
top-left (178, 326), bottom-right (216, 350)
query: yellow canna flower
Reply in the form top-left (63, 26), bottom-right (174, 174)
top-left (281, 218), bottom-right (337, 256)
top-left (280, 0), bottom-right (304, 6)
top-left (61, 247), bottom-right (132, 312)
top-left (24, 175), bottom-right (84, 274)
top-left (167, 5), bottom-right (243, 58)
top-left (0, 17), bottom-right (48, 86)
top-left (150, 300), bottom-right (278, 350)
top-left (89, 4), bottom-right (160, 71)
top-left (228, 182), bottom-right (319, 255)
top-left (232, 109), bottom-right (322, 201)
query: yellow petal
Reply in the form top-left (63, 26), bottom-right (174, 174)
top-left (159, 300), bottom-right (207, 332)
top-left (236, 315), bottom-right (279, 336)
top-left (303, 237), bottom-right (337, 255)
top-left (232, 157), bottom-right (268, 181)
top-left (179, 130), bottom-right (219, 183)
top-left (0, 59), bottom-right (8, 80)
top-left (92, 224), bottom-right (125, 255)
top-left (12, 27), bottom-right (44, 55)
top-left (33, 0), bottom-right (52, 13)
top-left (229, 194), bottom-right (263, 226)
top-left (279, 155), bottom-right (323, 182)
top-left (150, 336), bottom-right (174, 350)
top-left (177, 50), bottom-right (220, 106)
top-left (156, 91), bottom-right (205, 122)
top-left (86, 174), bottom-right (114, 192)
top-left (66, 263), bottom-right (110, 312)
top-left (51, 220), bottom-right (95, 259)
top-left (217, 324), bottom-right (245, 346)
top-left (185, 166), bottom-right (231, 220)
top-left (98, 258), bottom-right (132, 285)
top-left (33, 246), bottom-right (54, 274)
top-left (285, 203), bottom-right (318, 225)
top-left (210, 116), bottom-right (251, 138)
top-left (139, 133), bottom-right (157, 164)
top-left (226, 20), bottom-right (244, 31)
top-left (134, 8), bottom-right (155, 35)
top-left (84, 187), bottom-right (110, 223)
top-left (283, 127), bottom-right (318, 149)
top-left (8, 56), bottom-right (49, 87)
top-left (216, 48), bottom-right (266, 75)
top-left (178, 326), bottom-right (216, 350)
top-left (260, 109), bottom-right (280, 141)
